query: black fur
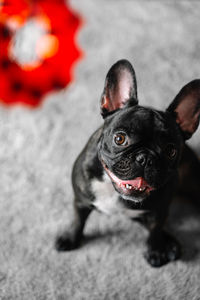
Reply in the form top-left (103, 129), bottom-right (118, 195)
top-left (56, 60), bottom-right (200, 267)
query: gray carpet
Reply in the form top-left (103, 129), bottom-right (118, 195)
top-left (0, 0), bottom-right (200, 299)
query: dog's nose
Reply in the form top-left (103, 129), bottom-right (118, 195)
top-left (136, 153), bottom-right (153, 167)
top-left (135, 153), bottom-right (147, 166)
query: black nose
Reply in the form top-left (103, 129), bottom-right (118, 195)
top-left (135, 153), bottom-right (147, 166)
top-left (135, 153), bottom-right (153, 167)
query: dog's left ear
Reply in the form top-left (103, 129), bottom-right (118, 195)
top-left (167, 80), bottom-right (200, 140)
top-left (100, 59), bottom-right (138, 118)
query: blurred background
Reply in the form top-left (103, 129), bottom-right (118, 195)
top-left (0, 0), bottom-right (200, 299)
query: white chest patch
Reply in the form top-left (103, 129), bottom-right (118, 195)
top-left (91, 172), bottom-right (145, 217)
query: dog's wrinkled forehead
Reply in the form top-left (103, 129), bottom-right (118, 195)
top-left (104, 106), bottom-right (171, 138)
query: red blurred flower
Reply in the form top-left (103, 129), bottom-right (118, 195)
top-left (0, 0), bottom-right (82, 107)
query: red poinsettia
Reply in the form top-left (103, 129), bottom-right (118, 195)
top-left (0, 0), bottom-right (82, 107)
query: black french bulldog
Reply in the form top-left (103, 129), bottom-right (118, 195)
top-left (56, 59), bottom-right (200, 267)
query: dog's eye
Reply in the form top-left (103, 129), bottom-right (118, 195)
top-left (114, 133), bottom-right (127, 146)
top-left (165, 144), bottom-right (177, 159)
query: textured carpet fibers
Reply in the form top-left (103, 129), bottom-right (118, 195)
top-left (0, 1), bottom-right (200, 299)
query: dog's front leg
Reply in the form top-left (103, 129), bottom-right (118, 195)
top-left (145, 225), bottom-right (181, 267)
top-left (134, 211), bottom-right (181, 267)
top-left (55, 201), bottom-right (92, 251)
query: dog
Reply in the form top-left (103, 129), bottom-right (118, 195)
top-left (55, 59), bottom-right (200, 267)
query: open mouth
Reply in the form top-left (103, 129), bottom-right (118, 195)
top-left (119, 178), bottom-right (152, 193)
top-left (102, 161), bottom-right (154, 196)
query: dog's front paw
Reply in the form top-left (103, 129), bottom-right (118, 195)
top-left (145, 250), bottom-right (167, 267)
top-left (55, 233), bottom-right (80, 252)
top-left (144, 232), bottom-right (181, 267)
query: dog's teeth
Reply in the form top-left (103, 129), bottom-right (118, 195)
top-left (126, 184), bottom-right (132, 189)
top-left (124, 184), bottom-right (147, 191)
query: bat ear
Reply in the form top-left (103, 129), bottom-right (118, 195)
top-left (167, 80), bottom-right (200, 140)
top-left (100, 59), bottom-right (138, 118)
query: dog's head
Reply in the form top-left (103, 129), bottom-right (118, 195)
top-left (98, 59), bottom-right (200, 202)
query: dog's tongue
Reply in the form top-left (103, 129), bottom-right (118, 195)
top-left (120, 177), bottom-right (148, 189)
top-left (105, 166), bottom-right (150, 189)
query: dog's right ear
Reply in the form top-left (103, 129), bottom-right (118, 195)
top-left (100, 59), bottom-right (138, 118)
